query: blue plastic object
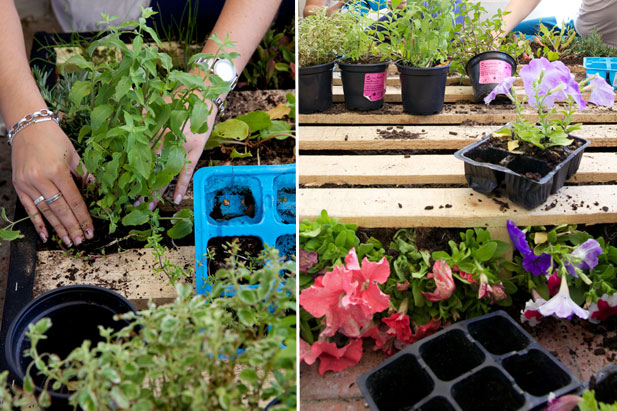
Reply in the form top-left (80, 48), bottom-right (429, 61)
top-left (584, 57), bottom-right (617, 89)
top-left (193, 164), bottom-right (296, 295)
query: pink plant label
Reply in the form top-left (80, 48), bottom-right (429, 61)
top-left (478, 60), bottom-right (512, 84)
top-left (363, 72), bottom-right (386, 101)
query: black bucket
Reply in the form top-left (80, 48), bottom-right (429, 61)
top-left (466, 51), bottom-right (517, 102)
top-left (299, 61), bottom-right (335, 114)
top-left (5, 285), bottom-right (137, 408)
top-left (396, 62), bottom-right (451, 115)
top-left (339, 60), bottom-right (389, 111)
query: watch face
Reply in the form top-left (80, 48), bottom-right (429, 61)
top-left (214, 59), bottom-right (236, 82)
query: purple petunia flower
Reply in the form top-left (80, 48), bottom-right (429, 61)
top-left (520, 58), bottom-right (585, 110)
top-left (538, 274), bottom-right (589, 319)
top-left (522, 252), bottom-right (552, 276)
top-left (506, 220), bottom-right (532, 255)
top-left (587, 74), bottom-right (616, 107)
top-left (484, 76), bottom-right (516, 105)
top-left (565, 239), bottom-right (603, 276)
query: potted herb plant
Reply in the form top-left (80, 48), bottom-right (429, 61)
top-left (454, 57), bottom-right (615, 209)
top-left (385, 0), bottom-right (456, 114)
top-left (298, 9), bottom-right (348, 113)
top-left (337, 2), bottom-right (390, 111)
top-left (448, 1), bottom-right (520, 102)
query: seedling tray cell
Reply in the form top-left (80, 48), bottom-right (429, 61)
top-left (357, 311), bottom-right (581, 411)
top-left (193, 164), bottom-right (296, 295)
top-left (584, 57), bottom-right (617, 89)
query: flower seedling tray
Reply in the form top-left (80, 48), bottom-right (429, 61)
top-left (454, 131), bottom-right (590, 210)
top-left (584, 57), bottom-right (617, 89)
top-left (357, 311), bottom-right (581, 411)
top-left (193, 164), bottom-right (296, 295)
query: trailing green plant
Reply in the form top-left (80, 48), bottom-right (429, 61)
top-left (242, 23), bottom-right (295, 89)
top-left (0, 207), bottom-right (27, 242)
top-left (573, 29), bottom-right (617, 58)
top-left (533, 22), bottom-right (577, 62)
top-left (384, 0), bottom-right (455, 67)
top-left (13, 246), bottom-right (296, 410)
top-left (298, 8), bottom-right (350, 67)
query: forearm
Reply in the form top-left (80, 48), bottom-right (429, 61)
top-left (499, 0), bottom-right (543, 36)
top-left (0, 0), bottom-right (48, 126)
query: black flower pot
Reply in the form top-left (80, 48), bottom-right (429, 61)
top-left (454, 125), bottom-right (590, 209)
top-left (5, 285), bottom-right (137, 409)
top-left (466, 51), bottom-right (517, 102)
top-left (338, 60), bottom-right (389, 111)
top-left (396, 62), bottom-right (450, 115)
top-left (299, 61), bottom-right (335, 114)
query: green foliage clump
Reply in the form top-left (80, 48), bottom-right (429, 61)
top-left (7, 246), bottom-right (296, 410)
top-left (533, 23), bottom-right (577, 61)
top-left (574, 30), bottom-right (617, 58)
top-left (242, 23), bottom-right (295, 89)
top-left (298, 8), bottom-right (350, 67)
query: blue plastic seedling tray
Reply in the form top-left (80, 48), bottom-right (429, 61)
top-left (584, 57), bottom-right (617, 89)
top-left (193, 164), bottom-right (296, 296)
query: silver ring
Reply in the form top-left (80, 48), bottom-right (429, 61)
top-left (45, 192), bottom-right (62, 205)
top-left (33, 196), bottom-right (45, 206)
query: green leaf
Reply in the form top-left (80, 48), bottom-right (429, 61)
top-left (237, 308), bottom-right (255, 325)
top-left (239, 368), bottom-right (258, 385)
top-left (110, 386), bottom-right (130, 408)
top-left (189, 100), bottom-right (209, 133)
top-left (230, 149), bottom-right (252, 159)
top-left (128, 140), bottom-right (152, 179)
top-left (0, 229), bottom-right (22, 241)
top-left (211, 119), bottom-right (250, 141)
top-left (473, 242), bottom-right (497, 262)
top-left (259, 120), bottom-right (292, 140)
top-left (122, 209), bottom-right (150, 226)
top-left (238, 289), bottom-right (257, 304)
top-left (69, 80), bottom-right (93, 105)
top-left (115, 76), bottom-right (131, 100)
top-left (236, 111), bottom-right (272, 133)
top-left (91, 104), bottom-right (113, 132)
top-left (168, 218), bottom-right (193, 239)
top-left (63, 54), bottom-right (94, 70)
top-left (170, 110), bottom-right (188, 136)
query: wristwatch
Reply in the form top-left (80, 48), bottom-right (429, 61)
top-left (195, 57), bottom-right (239, 116)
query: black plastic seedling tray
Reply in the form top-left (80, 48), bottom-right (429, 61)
top-left (357, 311), bottom-right (582, 411)
top-left (454, 131), bottom-right (589, 210)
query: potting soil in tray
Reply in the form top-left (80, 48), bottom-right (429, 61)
top-left (454, 131), bottom-right (589, 210)
top-left (357, 311), bottom-right (581, 411)
top-left (193, 164), bottom-right (296, 295)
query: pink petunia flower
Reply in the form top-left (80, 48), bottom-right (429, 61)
top-left (588, 293), bottom-right (617, 323)
top-left (299, 249), bottom-right (319, 273)
top-left (477, 274), bottom-right (507, 303)
top-left (421, 260), bottom-right (455, 302)
top-left (547, 271), bottom-right (562, 296)
top-left (382, 312), bottom-right (413, 343)
top-left (520, 297), bottom-right (547, 326)
top-left (342, 249), bottom-right (391, 316)
top-left (538, 274), bottom-right (589, 320)
top-left (545, 394), bottom-right (583, 411)
top-left (299, 338), bottom-right (364, 375)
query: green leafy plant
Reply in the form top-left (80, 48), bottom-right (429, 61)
top-left (0, 208), bottom-right (27, 242)
top-left (384, 0), bottom-right (455, 67)
top-left (573, 29), bottom-right (617, 58)
top-left (339, 1), bottom-right (386, 64)
top-left (242, 23), bottom-right (295, 89)
top-left (298, 8), bottom-right (350, 67)
top-left (533, 22), bottom-right (577, 62)
top-left (14, 246), bottom-right (296, 410)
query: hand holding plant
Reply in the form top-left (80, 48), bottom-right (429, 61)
top-left (485, 57), bottom-right (615, 150)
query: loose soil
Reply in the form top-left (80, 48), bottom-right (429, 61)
top-left (206, 236), bottom-right (265, 278)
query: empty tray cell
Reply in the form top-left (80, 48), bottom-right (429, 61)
top-left (468, 315), bottom-right (529, 355)
top-left (592, 366), bottom-right (617, 404)
top-left (206, 176), bottom-right (262, 224)
top-left (274, 173), bottom-right (296, 224)
top-left (275, 234), bottom-right (296, 259)
top-left (420, 329), bottom-right (485, 381)
top-left (466, 146), bottom-right (509, 165)
top-left (417, 397), bottom-right (456, 411)
top-left (503, 349), bottom-right (572, 397)
top-left (506, 156), bottom-right (552, 180)
top-left (452, 366), bottom-right (525, 411)
top-left (366, 354), bottom-right (434, 410)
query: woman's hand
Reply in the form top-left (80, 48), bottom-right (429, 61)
top-left (11, 121), bottom-right (93, 246)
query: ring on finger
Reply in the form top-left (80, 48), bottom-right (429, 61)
top-left (45, 192), bottom-right (63, 205)
top-left (33, 195), bottom-right (45, 206)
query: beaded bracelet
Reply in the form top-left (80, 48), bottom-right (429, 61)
top-left (7, 109), bottom-right (59, 146)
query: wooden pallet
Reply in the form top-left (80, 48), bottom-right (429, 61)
top-left (298, 91), bottom-right (617, 241)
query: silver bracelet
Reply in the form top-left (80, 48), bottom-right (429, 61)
top-left (7, 109), bottom-right (59, 146)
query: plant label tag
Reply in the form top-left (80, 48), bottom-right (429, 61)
top-left (363, 72), bottom-right (386, 101)
top-left (479, 60), bottom-right (512, 84)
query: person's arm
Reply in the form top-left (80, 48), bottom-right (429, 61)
top-left (169, 0), bottom-right (283, 206)
top-left (0, 0), bottom-right (93, 246)
top-left (498, 0), bottom-right (543, 37)
top-left (304, 0), bottom-right (345, 17)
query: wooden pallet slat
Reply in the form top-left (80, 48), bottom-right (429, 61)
top-left (299, 153), bottom-right (617, 186)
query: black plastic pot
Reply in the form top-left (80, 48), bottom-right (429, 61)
top-left (357, 311), bottom-right (581, 411)
top-left (396, 62), bottom-right (451, 115)
top-left (339, 60), bottom-right (389, 111)
top-left (454, 125), bottom-right (590, 209)
top-left (5, 285), bottom-right (137, 408)
top-left (299, 61), bottom-right (335, 114)
top-left (466, 51), bottom-right (517, 102)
